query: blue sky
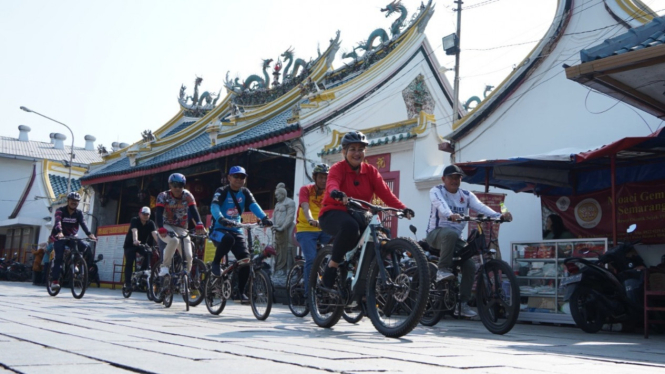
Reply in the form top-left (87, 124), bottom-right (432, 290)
top-left (1, 0), bottom-right (662, 149)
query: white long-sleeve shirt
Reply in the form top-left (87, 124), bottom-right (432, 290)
top-left (426, 184), bottom-right (501, 237)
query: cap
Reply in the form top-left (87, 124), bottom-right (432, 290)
top-left (140, 206), bottom-right (151, 215)
top-left (229, 166), bottom-right (247, 176)
top-left (443, 164), bottom-right (465, 177)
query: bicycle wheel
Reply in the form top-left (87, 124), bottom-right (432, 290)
top-left (162, 274), bottom-right (173, 308)
top-left (180, 274), bottom-right (190, 312)
top-left (250, 269), bottom-right (273, 320)
top-left (287, 261), bottom-right (309, 317)
top-left (366, 238), bottom-right (430, 338)
top-left (70, 257), bottom-right (88, 299)
top-left (476, 260), bottom-right (520, 335)
top-left (45, 260), bottom-right (61, 297)
top-left (187, 259), bottom-right (206, 307)
top-left (204, 275), bottom-right (228, 315)
top-left (343, 306), bottom-right (364, 324)
top-left (308, 247), bottom-right (344, 328)
top-left (150, 261), bottom-right (164, 303)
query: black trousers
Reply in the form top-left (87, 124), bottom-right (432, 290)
top-left (124, 245), bottom-right (149, 286)
top-left (213, 231), bottom-right (249, 297)
top-left (319, 210), bottom-right (362, 264)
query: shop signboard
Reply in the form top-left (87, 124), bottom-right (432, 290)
top-left (541, 180), bottom-right (665, 244)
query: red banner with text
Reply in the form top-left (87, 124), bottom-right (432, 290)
top-left (541, 180), bottom-right (665, 244)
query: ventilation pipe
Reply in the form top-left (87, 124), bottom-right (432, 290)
top-left (18, 125), bottom-right (31, 141)
top-left (53, 133), bottom-right (67, 150)
top-left (84, 135), bottom-right (96, 151)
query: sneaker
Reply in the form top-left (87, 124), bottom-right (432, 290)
top-left (322, 266), bottom-right (337, 289)
top-left (51, 281), bottom-right (60, 290)
top-left (435, 268), bottom-right (454, 282)
top-left (211, 262), bottom-right (221, 277)
top-left (158, 266), bottom-right (169, 277)
top-left (454, 302), bottom-right (478, 318)
top-left (240, 294), bottom-right (250, 304)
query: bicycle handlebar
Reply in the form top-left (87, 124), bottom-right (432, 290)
top-left (58, 236), bottom-right (96, 242)
top-left (347, 198), bottom-right (405, 217)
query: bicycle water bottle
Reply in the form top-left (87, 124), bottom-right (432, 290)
top-left (500, 202), bottom-right (508, 215)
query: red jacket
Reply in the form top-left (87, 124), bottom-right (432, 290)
top-left (320, 160), bottom-right (405, 216)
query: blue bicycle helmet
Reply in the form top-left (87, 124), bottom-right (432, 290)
top-left (229, 166), bottom-right (247, 176)
top-left (168, 173), bottom-right (186, 185)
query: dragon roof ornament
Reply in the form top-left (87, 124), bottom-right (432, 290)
top-left (330, 0), bottom-right (434, 87)
top-left (177, 76), bottom-right (222, 117)
top-left (223, 31), bottom-right (341, 107)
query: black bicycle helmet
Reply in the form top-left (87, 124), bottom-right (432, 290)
top-left (66, 192), bottom-right (81, 201)
top-left (312, 163), bottom-right (330, 175)
top-left (341, 131), bottom-right (369, 147)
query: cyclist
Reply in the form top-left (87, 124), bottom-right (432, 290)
top-left (122, 206), bottom-right (159, 292)
top-left (426, 164), bottom-right (513, 318)
top-left (318, 131), bottom-right (414, 289)
top-left (209, 166), bottom-right (273, 302)
top-left (49, 192), bottom-right (97, 290)
top-left (295, 163), bottom-right (332, 297)
top-left (155, 173), bottom-right (206, 278)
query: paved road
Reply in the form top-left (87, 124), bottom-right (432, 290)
top-left (1, 282), bottom-right (664, 374)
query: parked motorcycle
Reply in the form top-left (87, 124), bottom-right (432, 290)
top-left (562, 224), bottom-right (645, 333)
top-left (88, 254), bottom-right (104, 288)
top-left (7, 253), bottom-right (32, 282)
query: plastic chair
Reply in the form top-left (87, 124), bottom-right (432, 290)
top-left (644, 268), bottom-right (665, 338)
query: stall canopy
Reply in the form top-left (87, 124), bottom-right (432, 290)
top-left (458, 128), bottom-right (665, 197)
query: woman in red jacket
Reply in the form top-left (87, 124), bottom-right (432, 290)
top-left (318, 131), bottom-right (414, 289)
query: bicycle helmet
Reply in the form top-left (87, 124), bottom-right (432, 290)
top-left (168, 173), bottom-right (186, 185)
top-left (66, 192), bottom-right (81, 201)
top-left (341, 131), bottom-right (369, 147)
top-left (312, 163), bottom-right (330, 175)
top-left (228, 166), bottom-right (247, 176)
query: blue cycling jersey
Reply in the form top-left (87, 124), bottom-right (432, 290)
top-left (210, 186), bottom-right (267, 233)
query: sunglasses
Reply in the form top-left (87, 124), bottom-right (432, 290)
top-left (170, 183), bottom-right (185, 189)
top-left (231, 174), bottom-right (247, 180)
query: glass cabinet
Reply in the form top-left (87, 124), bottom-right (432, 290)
top-left (511, 238), bottom-right (608, 324)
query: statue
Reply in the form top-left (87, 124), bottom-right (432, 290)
top-left (272, 183), bottom-right (296, 279)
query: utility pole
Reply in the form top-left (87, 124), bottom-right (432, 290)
top-left (452, 0), bottom-right (463, 126)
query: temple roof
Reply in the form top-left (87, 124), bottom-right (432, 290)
top-left (82, 109), bottom-right (297, 182)
top-left (0, 136), bottom-right (103, 165)
top-left (48, 174), bottom-right (82, 198)
top-left (580, 16), bottom-right (665, 62)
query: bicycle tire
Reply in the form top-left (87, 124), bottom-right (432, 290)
top-left (187, 259), bottom-right (206, 307)
top-left (163, 274), bottom-right (173, 308)
top-left (150, 261), bottom-right (164, 303)
top-left (366, 238), bottom-right (430, 338)
top-left (308, 247), bottom-right (344, 329)
top-left (181, 273), bottom-right (190, 312)
top-left (476, 259), bottom-right (520, 335)
top-left (70, 257), bottom-right (88, 299)
top-left (204, 274), bottom-right (227, 315)
top-left (420, 275), bottom-right (446, 327)
top-left (343, 307), bottom-right (364, 324)
top-left (250, 269), bottom-right (273, 320)
top-left (146, 275), bottom-right (154, 301)
top-left (45, 260), bottom-right (61, 297)
top-left (287, 261), bottom-right (309, 317)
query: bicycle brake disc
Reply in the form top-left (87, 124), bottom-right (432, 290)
top-left (392, 273), bottom-right (411, 303)
top-left (221, 278), bottom-right (232, 300)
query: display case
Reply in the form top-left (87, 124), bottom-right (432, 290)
top-left (511, 238), bottom-right (608, 324)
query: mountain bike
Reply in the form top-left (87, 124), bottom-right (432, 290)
top-left (122, 244), bottom-right (157, 300)
top-left (308, 198), bottom-right (430, 338)
top-left (419, 215), bottom-right (520, 335)
top-left (46, 236), bottom-right (94, 299)
top-left (151, 231), bottom-right (195, 311)
top-left (150, 231), bottom-right (207, 307)
top-left (204, 222), bottom-right (275, 320)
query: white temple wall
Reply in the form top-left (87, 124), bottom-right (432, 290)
top-left (450, 0), bottom-right (664, 254)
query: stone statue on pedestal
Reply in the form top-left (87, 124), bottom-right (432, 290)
top-left (272, 183), bottom-right (296, 280)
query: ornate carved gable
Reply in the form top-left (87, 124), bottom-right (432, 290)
top-left (402, 74), bottom-right (434, 119)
